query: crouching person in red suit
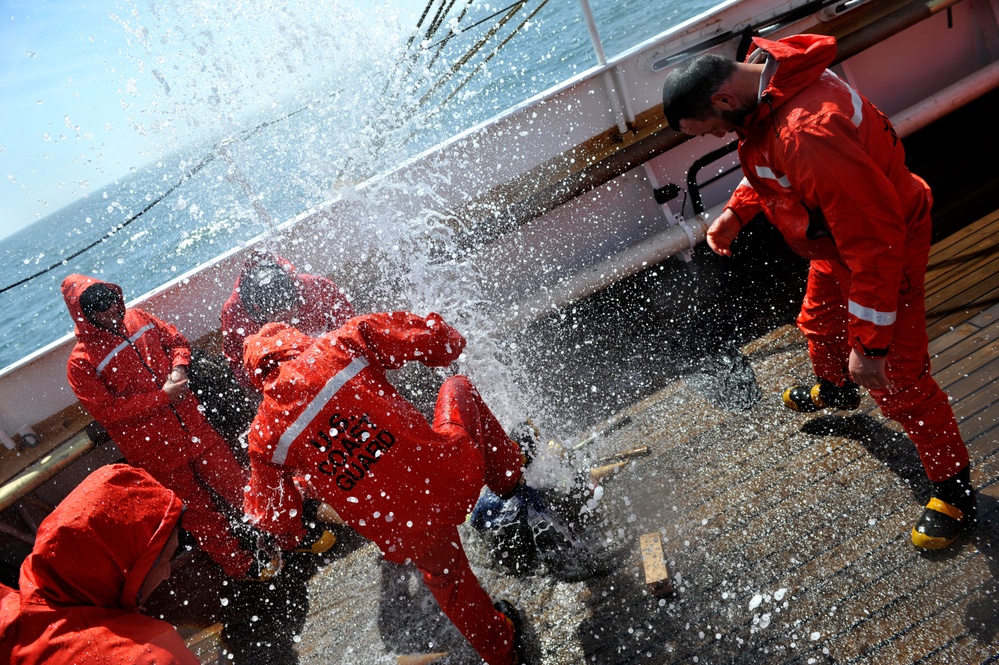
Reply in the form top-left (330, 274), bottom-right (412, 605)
top-left (0, 464), bottom-right (199, 664)
top-left (220, 252), bottom-right (355, 391)
top-left (61, 274), bottom-right (274, 581)
top-left (242, 312), bottom-right (534, 665)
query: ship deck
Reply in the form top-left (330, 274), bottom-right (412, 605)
top-left (153, 163), bottom-right (999, 664)
top-left (509, 207), bottom-right (999, 664)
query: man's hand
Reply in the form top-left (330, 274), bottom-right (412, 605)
top-left (848, 349), bottom-right (892, 392)
top-left (163, 366), bottom-right (190, 404)
top-left (706, 208), bottom-right (742, 257)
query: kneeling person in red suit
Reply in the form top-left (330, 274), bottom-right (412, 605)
top-left (243, 312), bottom-right (533, 665)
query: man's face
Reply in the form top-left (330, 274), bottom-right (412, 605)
top-left (679, 105), bottom-right (750, 138)
top-left (139, 526), bottom-right (180, 604)
top-left (256, 286), bottom-right (299, 323)
top-left (86, 294), bottom-right (126, 330)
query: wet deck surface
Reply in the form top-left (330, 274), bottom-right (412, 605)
top-left (147, 198), bottom-right (999, 664)
top-left (138, 92), bottom-right (999, 664)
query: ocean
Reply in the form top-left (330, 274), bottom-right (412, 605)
top-left (0, 0), bottom-right (717, 371)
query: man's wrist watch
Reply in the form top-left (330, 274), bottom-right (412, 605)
top-left (860, 344), bottom-right (889, 358)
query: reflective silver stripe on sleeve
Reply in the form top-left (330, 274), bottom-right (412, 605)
top-left (848, 300), bottom-right (896, 327)
top-left (95, 324), bottom-right (156, 376)
top-left (823, 70), bottom-right (864, 128)
top-left (754, 166), bottom-right (791, 189)
top-left (848, 86), bottom-right (863, 127)
top-left (271, 356), bottom-right (370, 466)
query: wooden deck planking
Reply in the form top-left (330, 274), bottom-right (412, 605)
top-left (923, 211), bottom-right (999, 289)
top-left (930, 312), bottom-right (999, 370)
top-left (925, 248), bottom-right (999, 341)
top-left (895, 223), bottom-right (999, 462)
top-left (592, 205), bottom-right (999, 664)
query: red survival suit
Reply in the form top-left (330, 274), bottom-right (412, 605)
top-left (0, 464), bottom-right (199, 665)
top-left (243, 313), bottom-right (523, 665)
top-left (221, 253), bottom-right (354, 390)
top-left (62, 274), bottom-right (254, 578)
top-left (723, 34), bottom-right (967, 481)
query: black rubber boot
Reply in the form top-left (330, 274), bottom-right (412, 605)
top-left (782, 378), bottom-right (860, 412)
top-left (494, 599), bottom-right (529, 664)
top-left (911, 466), bottom-right (976, 551)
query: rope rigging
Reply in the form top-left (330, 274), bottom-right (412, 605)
top-left (0, 105), bottom-right (313, 296)
top-left (414, 0), bottom-right (551, 119)
top-left (0, 152), bottom-right (216, 296)
top-left (350, 0), bottom-right (546, 170)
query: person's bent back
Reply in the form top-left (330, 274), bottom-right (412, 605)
top-left (0, 464), bottom-right (198, 665)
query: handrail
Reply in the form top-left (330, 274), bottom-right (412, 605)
top-left (0, 431), bottom-right (95, 514)
top-left (687, 141), bottom-right (739, 216)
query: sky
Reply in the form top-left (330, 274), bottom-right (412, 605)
top-left (0, 1), bottom-right (146, 237)
top-left (0, 0), bottom-right (427, 239)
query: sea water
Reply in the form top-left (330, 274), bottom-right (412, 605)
top-left (0, 0), bottom-right (717, 372)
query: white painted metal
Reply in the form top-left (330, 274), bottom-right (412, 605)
top-left (578, 0), bottom-right (608, 65)
top-left (503, 207), bottom-right (717, 332)
top-left (502, 47), bottom-right (999, 331)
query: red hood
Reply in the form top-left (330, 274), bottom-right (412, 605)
top-left (243, 322), bottom-right (318, 391)
top-left (242, 250), bottom-right (298, 273)
top-left (17, 464), bottom-right (183, 612)
top-left (745, 34), bottom-right (837, 123)
top-left (61, 273), bottom-right (124, 338)
top-left (237, 251), bottom-right (299, 288)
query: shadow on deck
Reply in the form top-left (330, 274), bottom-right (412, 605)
top-left (528, 209), bottom-right (999, 664)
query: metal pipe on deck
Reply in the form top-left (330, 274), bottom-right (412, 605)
top-left (577, 0), bottom-right (632, 134)
top-left (503, 209), bottom-right (715, 332)
top-left (891, 59), bottom-right (999, 138)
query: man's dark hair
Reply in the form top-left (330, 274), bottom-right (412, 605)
top-left (79, 283), bottom-right (121, 316)
top-left (662, 54), bottom-right (738, 132)
top-left (240, 260), bottom-right (299, 324)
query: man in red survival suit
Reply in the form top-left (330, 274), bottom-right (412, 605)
top-left (220, 251), bottom-right (355, 391)
top-left (61, 274), bottom-right (277, 581)
top-left (242, 312), bottom-right (534, 665)
top-left (661, 34), bottom-right (974, 550)
top-left (0, 464), bottom-right (199, 665)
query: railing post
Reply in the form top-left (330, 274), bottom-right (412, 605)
top-left (576, 0), bottom-right (607, 66)
top-left (576, 0), bottom-right (632, 133)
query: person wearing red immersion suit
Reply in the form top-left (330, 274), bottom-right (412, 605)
top-left (661, 33), bottom-right (975, 550)
top-left (61, 274), bottom-right (278, 581)
top-left (0, 463), bottom-right (199, 664)
top-left (220, 252), bottom-right (355, 391)
top-left (242, 312), bottom-right (537, 665)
